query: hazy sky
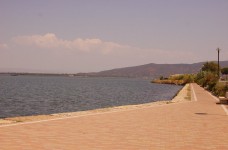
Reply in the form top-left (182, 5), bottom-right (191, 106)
top-left (0, 0), bottom-right (228, 73)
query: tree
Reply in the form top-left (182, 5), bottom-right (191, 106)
top-left (159, 76), bottom-right (164, 80)
top-left (221, 67), bottom-right (228, 95)
top-left (221, 67), bottom-right (228, 82)
top-left (201, 61), bottom-right (219, 73)
top-left (195, 62), bottom-right (219, 90)
top-left (221, 67), bottom-right (228, 75)
top-left (195, 62), bottom-right (227, 96)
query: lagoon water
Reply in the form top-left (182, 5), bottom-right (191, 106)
top-left (0, 75), bottom-right (182, 118)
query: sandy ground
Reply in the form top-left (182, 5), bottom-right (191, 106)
top-left (0, 84), bottom-right (191, 125)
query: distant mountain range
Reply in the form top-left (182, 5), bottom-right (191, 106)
top-left (76, 61), bottom-right (228, 79)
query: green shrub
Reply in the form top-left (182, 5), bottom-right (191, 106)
top-left (182, 74), bottom-right (195, 84)
top-left (194, 62), bottom-right (228, 96)
top-left (213, 82), bottom-right (228, 96)
top-left (168, 74), bottom-right (195, 85)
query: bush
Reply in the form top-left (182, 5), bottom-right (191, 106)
top-left (195, 71), bottom-right (218, 88)
top-left (166, 74), bottom-right (195, 85)
top-left (221, 67), bottom-right (228, 75)
top-left (194, 62), bottom-right (228, 96)
top-left (213, 82), bottom-right (228, 96)
top-left (182, 74), bottom-right (195, 84)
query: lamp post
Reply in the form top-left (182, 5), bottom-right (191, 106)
top-left (217, 48), bottom-right (220, 78)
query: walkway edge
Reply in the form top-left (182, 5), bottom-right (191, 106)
top-left (206, 90), bottom-right (228, 116)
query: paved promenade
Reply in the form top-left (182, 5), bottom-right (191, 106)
top-left (0, 83), bottom-right (228, 149)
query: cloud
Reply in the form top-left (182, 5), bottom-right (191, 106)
top-left (7, 33), bottom-right (201, 73)
top-left (0, 43), bottom-right (8, 49)
top-left (12, 33), bottom-right (129, 54)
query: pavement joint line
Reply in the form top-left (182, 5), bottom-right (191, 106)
top-left (191, 83), bottom-right (197, 101)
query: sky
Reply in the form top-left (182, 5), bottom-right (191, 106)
top-left (0, 0), bottom-right (228, 73)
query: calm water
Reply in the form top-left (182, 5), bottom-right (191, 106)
top-left (0, 75), bottom-right (182, 118)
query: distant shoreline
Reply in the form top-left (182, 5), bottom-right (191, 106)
top-left (0, 73), bottom-right (142, 78)
top-left (1, 60), bottom-right (228, 79)
top-left (151, 79), bottom-right (185, 85)
top-left (0, 72), bottom-right (77, 77)
top-left (0, 73), bottom-right (155, 80)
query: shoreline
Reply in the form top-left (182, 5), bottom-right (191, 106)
top-left (0, 84), bottom-right (191, 125)
top-left (151, 79), bottom-right (185, 85)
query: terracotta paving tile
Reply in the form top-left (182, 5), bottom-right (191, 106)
top-left (0, 83), bottom-right (228, 149)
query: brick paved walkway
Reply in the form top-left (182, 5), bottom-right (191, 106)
top-left (0, 83), bottom-right (227, 150)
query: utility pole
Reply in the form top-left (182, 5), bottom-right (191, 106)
top-left (217, 48), bottom-right (220, 78)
